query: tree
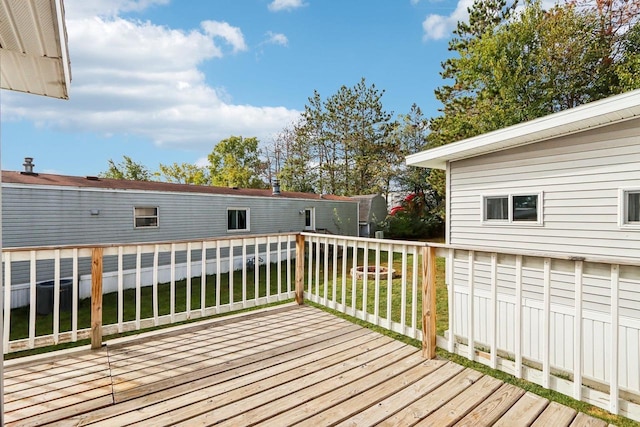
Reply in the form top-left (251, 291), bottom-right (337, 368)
top-left (427, 0), bottom-right (638, 204)
top-left (386, 104), bottom-right (431, 196)
top-left (285, 78), bottom-right (394, 196)
top-left (616, 22), bottom-right (640, 91)
top-left (99, 156), bottom-right (153, 181)
top-left (207, 136), bottom-right (267, 188)
top-left (157, 162), bottom-right (210, 185)
top-left (268, 122), bottom-right (316, 193)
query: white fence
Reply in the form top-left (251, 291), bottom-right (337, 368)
top-left (302, 234), bottom-right (640, 422)
top-left (2, 234), bottom-right (297, 353)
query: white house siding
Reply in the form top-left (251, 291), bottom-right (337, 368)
top-left (447, 118), bottom-right (640, 394)
top-left (448, 117), bottom-right (640, 260)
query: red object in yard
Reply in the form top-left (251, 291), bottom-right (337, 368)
top-left (390, 206), bottom-right (404, 216)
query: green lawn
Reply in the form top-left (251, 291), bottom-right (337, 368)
top-left (9, 262), bottom-right (293, 341)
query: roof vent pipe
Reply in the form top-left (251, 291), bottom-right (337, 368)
top-left (272, 178), bottom-right (281, 195)
top-left (22, 157), bottom-right (36, 175)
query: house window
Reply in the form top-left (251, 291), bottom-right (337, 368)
top-left (134, 207), bottom-right (159, 228)
top-left (484, 196), bottom-right (508, 221)
top-left (621, 189), bottom-right (640, 226)
top-left (228, 208), bottom-right (249, 232)
top-left (482, 193), bottom-right (542, 224)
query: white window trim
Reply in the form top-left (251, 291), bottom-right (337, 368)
top-left (618, 188), bottom-right (640, 229)
top-left (227, 207), bottom-right (250, 232)
top-left (133, 206), bottom-right (159, 229)
top-left (480, 192), bottom-right (544, 226)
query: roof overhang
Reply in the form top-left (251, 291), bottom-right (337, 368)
top-left (0, 0), bottom-right (71, 99)
top-left (407, 89), bottom-right (640, 170)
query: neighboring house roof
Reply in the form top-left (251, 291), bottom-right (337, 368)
top-left (0, 0), bottom-right (71, 99)
top-left (1, 171), bottom-right (354, 202)
top-left (351, 194), bottom-right (388, 223)
top-left (406, 89), bottom-right (640, 170)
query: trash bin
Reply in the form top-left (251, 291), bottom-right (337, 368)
top-left (36, 279), bottom-right (73, 315)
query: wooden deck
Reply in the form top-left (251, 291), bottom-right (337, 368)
top-left (4, 304), bottom-right (611, 426)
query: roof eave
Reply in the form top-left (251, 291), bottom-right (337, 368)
top-left (407, 89), bottom-right (640, 170)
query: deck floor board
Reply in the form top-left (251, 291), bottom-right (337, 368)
top-left (3, 304), bottom-right (611, 426)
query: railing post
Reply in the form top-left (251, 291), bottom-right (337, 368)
top-left (295, 234), bottom-right (305, 305)
top-left (91, 247), bottom-right (103, 349)
top-left (422, 246), bottom-right (437, 359)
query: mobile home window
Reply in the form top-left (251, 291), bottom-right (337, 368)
top-left (482, 193), bottom-right (541, 224)
top-left (625, 191), bottom-right (640, 224)
top-left (228, 208), bottom-right (249, 231)
top-left (134, 207), bottom-right (159, 228)
top-left (512, 195), bottom-right (538, 222)
top-left (484, 196), bottom-right (508, 221)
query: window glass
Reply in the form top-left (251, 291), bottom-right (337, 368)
top-left (134, 207), bottom-right (158, 228)
top-left (228, 209), bottom-right (249, 231)
top-left (485, 197), bottom-right (508, 220)
top-left (305, 209), bottom-right (312, 227)
top-left (627, 192), bottom-right (640, 223)
top-left (513, 195), bottom-right (538, 222)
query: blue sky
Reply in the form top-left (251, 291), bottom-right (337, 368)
top-left (0, 0), bottom-right (474, 177)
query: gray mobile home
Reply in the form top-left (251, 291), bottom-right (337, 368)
top-left (2, 171), bottom-right (359, 307)
top-left (407, 89), bottom-right (640, 404)
top-left (2, 171), bottom-right (358, 248)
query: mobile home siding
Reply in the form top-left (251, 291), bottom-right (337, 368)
top-left (2, 185), bottom-right (358, 248)
top-left (448, 117), bottom-right (640, 261)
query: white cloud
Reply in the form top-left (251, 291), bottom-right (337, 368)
top-left (1, 6), bottom-right (299, 150)
top-left (421, 0), bottom-right (473, 40)
top-left (268, 0), bottom-right (307, 12)
top-left (265, 31), bottom-right (289, 47)
top-left (201, 21), bottom-right (247, 53)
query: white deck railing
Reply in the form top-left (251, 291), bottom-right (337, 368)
top-left (301, 233), bottom-right (640, 422)
top-left (2, 232), bottom-right (639, 421)
top-left (2, 234), bottom-right (297, 353)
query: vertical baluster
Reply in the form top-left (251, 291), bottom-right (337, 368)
top-left (400, 246), bottom-right (408, 335)
top-left (411, 246), bottom-right (418, 339)
top-left (374, 242), bottom-right (381, 325)
top-left (277, 235), bottom-right (283, 298)
top-left (341, 240), bottom-right (347, 311)
top-left (201, 241), bottom-right (207, 315)
top-left (351, 241), bottom-right (357, 316)
top-left (362, 241), bottom-right (369, 321)
top-left (467, 250), bottom-right (475, 362)
top-left (29, 251), bottom-right (36, 349)
top-left (242, 239), bottom-right (247, 307)
top-left (490, 252), bottom-right (498, 369)
top-left (266, 236), bottom-right (271, 299)
top-left (573, 260), bottom-right (583, 400)
top-left (117, 247), bottom-right (123, 333)
top-left (610, 264), bottom-right (620, 415)
top-left (3, 252), bottom-right (11, 351)
top-left (515, 255), bottom-right (523, 379)
top-left (332, 238), bottom-right (338, 309)
top-left (215, 241), bottom-right (221, 309)
top-left (254, 240), bottom-right (260, 301)
top-left (229, 240), bottom-right (234, 307)
top-left (186, 242), bottom-right (192, 316)
top-left (72, 248), bottom-right (79, 341)
top-left (135, 246), bottom-right (141, 330)
top-left (53, 249), bottom-right (60, 343)
top-left (447, 248), bottom-right (455, 353)
top-left (386, 244), bottom-right (393, 329)
top-left (323, 237), bottom-right (329, 305)
top-left (152, 245), bottom-right (159, 325)
top-left (170, 243), bottom-right (176, 322)
top-left (542, 258), bottom-right (551, 389)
